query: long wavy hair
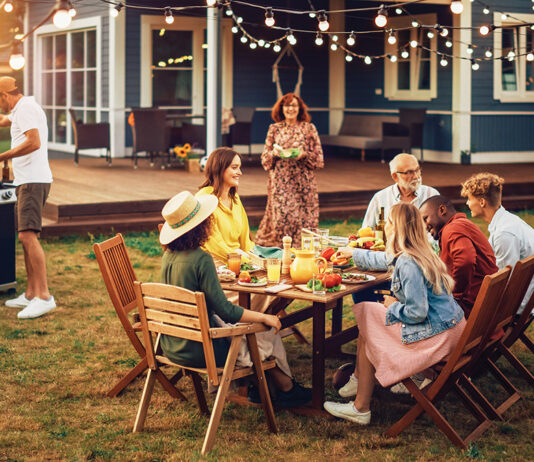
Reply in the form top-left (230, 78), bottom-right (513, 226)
top-left (271, 92), bottom-right (311, 123)
top-left (386, 203), bottom-right (454, 295)
top-left (199, 147), bottom-right (241, 203)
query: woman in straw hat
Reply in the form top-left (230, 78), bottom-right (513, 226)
top-left (159, 191), bottom-right (312, 407)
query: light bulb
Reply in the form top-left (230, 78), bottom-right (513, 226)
top-left (472, 61), bottom-right (480, 71)
top-left (411, 20), bottom-right (419, 28)
top-left (440, 28), bottom-right (449, 37)
top-left (318, 11), bottom-right (329, 32)
top-left (258, 39), bottom-right (265, 47)
top-left (309, 12), bottom-right (316, 19)
top-left (332, 35), bottom-right (339, 42)
top-left (164, 7), bottom-right (174, 25)
top-left (375, 6), bottom-right (388, 28)
top-left (53, 9), bottom-right (72, 29)
top-left (440, 57), bottom-right (448, 66)
top-left (315, 34), bottom-right (324, 46)
top-left (240, 34), bottom-right (247, 44)
top-left (483, 7), bottom-right (490, 15)
top-left (69, 7), bottom-right (76, 17)
top-left (427, 30), bottom-right (435, 39)
top-left (236, 17), bottom-right (243, 23)
top-left (330, 43), bottom-right (338, 51)
top-left (389, 54), bottom-right (398, 63)
top-left (250, 42), bottom-right (257, 49)
top-left (111, 3), bottom-right (123, 18)
top-left (410, 40), bottom-right (418, 48)
top-left (527, 53), bottom-right (534, 62)
top-left (287, 30), bottom-right (296, 45)
top-left (387, 31), bottom-right (396, 45)
top-left (479, 25), bottom-right (490, 35)
top-left (225, 8), bottom-right (233, 17)
top-left (485, 49), bottom-right (493, 58)
top-left (3, 1), bottom-right (13, 13)
top-left (364, 56), bottom-right (372, 65)
top-left (507, 50), bottom-right (515, 60)
top-left (273, 43), bottom-right (281, 52)
top-left (466, 46), bottom-right (473, 54)
top-left (501, 13), bottom-right (508, 20)
top-left (401, 50), bottom-right (409, 59)
top-left (206, 0), bottom-right (217, 6)
top-left (347, 32), bottom-right (356, 46)
top-left (9, 44), bottom-right (24, 70)
top-left (231, 26), bottom-right (238, 34)
top-left (450, 0), bottom-right (464, 15)
top-left (395, 8), bottom-right (403, 15)
top-left (264, 42), bottom-right (271, 49)
top-left (345, 54), bottom-right (353, 62)
top-left (445, 40), bottom-right (453, 48)
top-left (265, 8), bottom-right (275, 27)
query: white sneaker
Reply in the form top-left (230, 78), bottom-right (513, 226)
top-left (6, 293), bottom-right (32, 308)
top-left (338, 374), bottom-right (358, 398)
top-left (390, 376), bottom-right (432, 394)
top-left (17, 296), bottom-right (56, 319)
top-left (323, 401), bottom-right (371, 425)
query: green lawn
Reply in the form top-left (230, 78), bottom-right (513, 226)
top-left (0, 216), bottom-right (532, 461)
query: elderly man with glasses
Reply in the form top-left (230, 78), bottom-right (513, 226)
top-left (361, 153), bottom-right (439, 229)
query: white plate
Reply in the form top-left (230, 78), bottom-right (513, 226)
top-left (329, 236), bottom-right (349, 246)
top-left (218, 264), bottom-right (262, 274)
top-left (237, 280), bottom-right (268, 287)
top-left (341, 273), bottom-right (376, 284)
top-left (295, 284), bottom-right (347, 293)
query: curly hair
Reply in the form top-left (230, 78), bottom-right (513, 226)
top-left (461, 173), bottom-right (504, 207)
top-left (166, 215), bottom-right (213, 252)
top-left (271, 93), bottom-right (311, 123)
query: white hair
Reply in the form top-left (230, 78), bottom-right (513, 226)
top-left (389, 153), bottom-right (418, 174)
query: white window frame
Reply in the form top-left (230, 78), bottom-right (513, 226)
top-left (140, 15), bottom-right (233, 113)
top-left (384, 13), bottom-right (437, 101)
top-left (33, 17), bottom-right (102, 151)
top-left (493, 12), bottom-right (534, 102)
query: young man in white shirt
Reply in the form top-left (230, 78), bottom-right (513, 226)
top-left (362, 153), bottom-right (439, 229)
top-left (461, 172), bottom-right (534, 314)
top-left (0, 76), bottom-right (55, 319)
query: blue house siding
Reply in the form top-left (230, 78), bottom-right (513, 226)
top-left (472, 115), bottom-right (534, 152)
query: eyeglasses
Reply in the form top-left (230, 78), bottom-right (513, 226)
top-left (396, 167), bottom-right (422, 177)
top-left (283, 104), bottom-right (299, 108)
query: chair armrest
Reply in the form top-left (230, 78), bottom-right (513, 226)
top-left (209, 323), bottom-right (270, 338)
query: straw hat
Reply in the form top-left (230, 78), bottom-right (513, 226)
top-left (159, 191), bottom-right (218, 245)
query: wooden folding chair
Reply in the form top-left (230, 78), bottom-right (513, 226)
top-left (385, 267), bottom-right (511, 449)
top-left (93, 234), bottom-right (185, 400)
top-left (132, 282), bottom-right (278, 455)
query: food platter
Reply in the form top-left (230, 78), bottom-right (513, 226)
top-left (341, 273), bottom-right (376, 284)
top-left (217, 268), bottom-right (236, 282)
top-left (218, 263), bottom-right (262, 274)
top-left (237, 279), bottom-right (268, 287)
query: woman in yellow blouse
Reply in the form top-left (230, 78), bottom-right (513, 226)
top-left (197, 147), bottom-right (255, 263)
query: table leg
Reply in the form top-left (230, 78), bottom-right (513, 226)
top-left (331, 298), bottom-right (343, 336)
top-left (239, 292), bottom-right (251, 310)
top-left (312, 302), bottom-right (325, 409)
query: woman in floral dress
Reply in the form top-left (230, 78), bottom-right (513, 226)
top-left (255, 93), bottom-right (324, 247)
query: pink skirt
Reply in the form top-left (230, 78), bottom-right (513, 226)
top-left (353, 302), bottom-right (466, 388)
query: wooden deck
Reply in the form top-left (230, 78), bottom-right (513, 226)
top-left (41, 155), bottom-right (534, 236)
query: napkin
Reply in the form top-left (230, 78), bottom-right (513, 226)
top-left (252, 245), bottom-right (283, 259)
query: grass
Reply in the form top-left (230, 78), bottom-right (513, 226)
top-left (0, 215), bottom-right (533, 461)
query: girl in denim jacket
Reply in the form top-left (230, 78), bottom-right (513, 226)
top-left (324, 203), bottom-right (465, 425)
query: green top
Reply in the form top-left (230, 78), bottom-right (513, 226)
top-left (159, 247), bottom-right (244, 367)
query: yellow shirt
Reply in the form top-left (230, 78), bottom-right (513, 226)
top-left (196, 186), bottom-right (255, 263)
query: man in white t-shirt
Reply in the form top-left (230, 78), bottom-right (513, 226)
top-left (0, 76), bottom-right (55, 319)
top-left (362, 153), bottom-right (439, 229)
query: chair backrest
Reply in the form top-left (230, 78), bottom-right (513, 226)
top-left (338, 114), bottom-right (399, 137)
top-left (232, 107), bottom-right (255, 123)
top-left (134, 281), bottom-right (219, 386)
top-left (132, 108), bottom-right (168, 152)
top-left (441, 267), bottom-right (511, 378)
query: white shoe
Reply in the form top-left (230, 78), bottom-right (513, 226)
top-left (6, 293), bottom-right (32, 308)
top-left (323, 401), bottom-right (371, 425)
top-left (17, 296), bottom-right (56, 319)
top-left (338, 374), bottom-right (358, 398)
top-left (390, 376), bottom-right (432, 394)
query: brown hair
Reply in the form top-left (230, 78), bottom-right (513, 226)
top-left (387, 203), bottom-right (454, 294)
top-left (271, 93), bottom-right (311, 123)
top-left (199, 147), bottom-right (241, 203)
top-left (461, 173), bottom-right (504, 207)
top-left (167, 215), bottom-right (213, 252)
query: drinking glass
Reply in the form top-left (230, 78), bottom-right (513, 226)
top-left (312, 271), bottom-right (326, 295)
top-left (227, 253), bottom-right (241, 276)
top-left (318, 228), bottom-right (330, 249)
top-left (266, 258), bottom-right (281, 283)
top-left (301, 230), bottom-right (313, 250)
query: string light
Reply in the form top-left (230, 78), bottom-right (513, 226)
top-left (427, 30), bottom-right (435, 39)
top-left (347, 32), bottom-right (356, 46)
top-left (287, 29), bottom-right (296, 45)
top-left (318, 10), bottom-right (330, 32)
top-left (410, 39), bottom-right (418, 48)
top-left (411, 20), bottom-right (419, 28)
top-left (507, 50), bottom-right (515, 61)
top-left (258, 39), bottom-right (265, 47)
top-left (225, 6), bottom-right (233, 16)
top-left (501, 13), bottom-right (508, 21)
top-left (330, 43), bottom-right (338, 51)
top-left (471, 60), bottom-right (480, 71)
top-left (387, 30), bottom-right (396, 45)
top-left (375, 5), bottom-right (388, 28)
top-left (466, 45), bottom-right (473, 55)
top-left (479, 25), bottom-right (495, 36)
top-left (345, 54), bottom-right (353, 62)
top-left (440, 56), bottom-right (448, 67)
top-left (236, 16), bottom-right (243, 23)
top-left (53, 0), bottom-right (72, 29)
top-left (450, 0), bottom-right (464, 15)
top-left (332, 35), bottom-right (339, 42)
top-left (388, 54), bottom-right (397, 62)
top-left (240, 34), bottom-right (247, 43)
top-left (206, 0), bottom-right (217, 7)
top-left (164, 7), bottom-right (174, 25)
top-left (3, 1), bottom-right (13, 13)
top-left (527, 52), bottom-right (534, 62)
top-left (264, 42), bottom-right (271, 49)
top-left (483, 7), bottom-right (490, 15)
top-left (249, 41), bottom-right (257, 49)
top-left (401, 49), bottom-right (409, 59)
top-left (395, 8), bottom-right (403, 15)
top-left (273, 43), bottom-right (281, 52)
top-left (69, 4), bottom-right (77, 17)
top-left (364, 56), bottom-right (372, 65)
top-left (485, 48), bottom-right (493, 58)
top-left (9, 41), bottom-right (24, 70)
top-left (440, 27), bottom-right (449, 37)
top-left (265, 8), bottom-right (275, 27)
top-left (315, 33), bottom-right (324, 46)
top-left (110, 3), bottom-right (123, 18)
top-left (231, 25), bottom-right (238, 33)
top-left (445, 40), bottom-right (453, 48)
top-left (309, 10), bottom-right (316, 19)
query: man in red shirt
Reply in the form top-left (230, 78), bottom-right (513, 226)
top-left (419, 195), bottom-right (498, 315)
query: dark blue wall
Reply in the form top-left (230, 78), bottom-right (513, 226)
top-left (472, 115), bottom-right (534, 152)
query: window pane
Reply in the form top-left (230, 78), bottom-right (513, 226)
top-left (45, 109), bottom-right (53, 142)
top-left (420, 33), bottom-right (430, 59)
top-left (43, 73), bottom-right (53, 106)
top-left (43, 36), bottom-right (54, 70)
top-left (87, 30), bottom-right (96, 68)
top-left (527, 31), bottom-right (534, 92)
top-left (152, 30), bottom-right (192, 68)
top-left (72, 32), bottom-right (84, 68)
top-left (86, 70), bottom-right (96, 107)
top-left (418, 60), bottom-right (430, 90)
top-left (56, 71), bottom-right (66, 106)
top-left (71, 71), bottom-right (84, 106)
top-left (86, 111), bottom-right (96, 123)
top-left (398, 30), bottom-right (410, 51)
top-left (153, 69), bottom-right (192, 106)
top-left (397, 62), bottom-right (410, 90)
top-left (501, 28), bottom-right (517, 91)
top-left (56, 34), bottom-right (67, 69)
top-left (55, 110), bottom-right (67, 143)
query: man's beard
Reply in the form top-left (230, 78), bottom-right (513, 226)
top-left (400, 177), bottom-right (421, 193)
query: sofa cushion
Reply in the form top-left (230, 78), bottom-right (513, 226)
top-left (338, 114), bottom-right (398, 137)
top-left (320, 134), bottom-right (383, 150)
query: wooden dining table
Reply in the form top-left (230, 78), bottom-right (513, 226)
top-left (220, 269), bottom-right (390, 412)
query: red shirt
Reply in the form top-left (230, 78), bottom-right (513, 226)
top-left (439, 213), bottom-right (498, 315)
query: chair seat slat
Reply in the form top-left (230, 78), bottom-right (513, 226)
top-left (147, 321), bottom-right (203, 342)
top-left (145, 309), bottom-right (201, 330)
